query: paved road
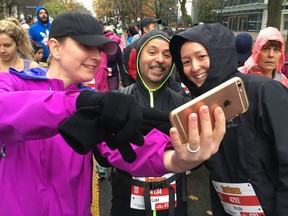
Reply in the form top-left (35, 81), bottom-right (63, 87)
top-left (97, 166), bottom-right (212, 216)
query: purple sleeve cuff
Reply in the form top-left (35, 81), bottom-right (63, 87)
top-left (97, 128), bottom-right (171, 177)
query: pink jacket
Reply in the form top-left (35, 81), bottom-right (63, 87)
top-left (119, 35), bottom-right (126, 52)
top-left (105, 31), bottom-right (121, 44)
top-left (94, 30), bottom-right (121, 92)
top-left (239, 27), bottom-right (288, 87)
top-left (0, 70), bottom-right (170, 215)
top-left (281, 52), bottom-right (288, 78)
top-left (97, 129), bottom-right (170, 177)
top-left (94, 52), bottom-right (109, 92)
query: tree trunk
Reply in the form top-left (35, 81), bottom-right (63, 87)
top-left (266, 0), bottom-right (282, 29)
top-left (0, 0), bottom-right (5, 20)
top-left (179, 0), bottom-right (188, 27)
top-left (266, 0), bottom-right (287, 52)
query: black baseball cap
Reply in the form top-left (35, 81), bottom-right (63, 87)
top-left (140, 17), bottom-right (162, 31)
top-left (25, 15), bottom-right (33, 22)
top-left (49, 12), bottom-right (118, 55)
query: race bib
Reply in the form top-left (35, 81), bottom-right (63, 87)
top-left (212, 180), bottom-right (265, 216)
top-left (130, 173), bottom-right (177, 210)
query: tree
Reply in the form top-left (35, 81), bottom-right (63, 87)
top-left (93, 0), bottom-right (149, 26)
top-left (114, 0), bottom-right (130, 26)
top-left (43, 0), bottom-right (90, 18)
top-left (147, 0), bottom-right (175, 25)
top-left (179, 0), bottom-right (190, 27)
top-left (114, 0), bottom-right (144, 25)
top-left (0, 0), bottom-right (41, 19)
top-left (266, 0), bottom-right (287, 51)
top-left (0, 0), bottom-right (90, 20)
top-left (0, 0), bottom-right (6, 19)
top-left (266, 0), bottom-right (282, 29)
top-left (93, 0), bottom-right (114, 19)
top-left (195, 0), bottom-right (218, 24)
top-left (93, 0), bottom-right (182, 28)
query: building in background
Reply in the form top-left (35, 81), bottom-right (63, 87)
top-left (216, 0), bottom-right (288, 33)
top-left (212, 0), bottom-right (288, 40)
top-left (217, 0), bottom-right (266, 32)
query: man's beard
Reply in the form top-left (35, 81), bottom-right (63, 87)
top-left (148, 63), bottom-right (166, 71)
top-left (40, 17), bottom-right (48, 24)
top-left (147, 63), bottom-right (167, 85)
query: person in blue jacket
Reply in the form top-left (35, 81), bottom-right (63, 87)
top-left (29, 6), bottom-right (51, 62)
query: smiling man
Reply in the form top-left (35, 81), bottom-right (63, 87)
top-left (106, 29), bottom-right (191, 216)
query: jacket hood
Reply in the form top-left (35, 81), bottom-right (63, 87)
top-left (136, 29), bottom-right (175, 91)
top-left (105, 31), bottom-right (121, 44)
top-left (240, 27), bottom-right (285, 73)
top-left (9, 68), bottom-right (48, 80)
top-left (36, 6), bottom-right (50, 24)
top-left (170, 23), bottom-right (238, 97)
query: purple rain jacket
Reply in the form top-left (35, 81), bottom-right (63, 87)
top-left (0, 68), bottom-right (170, 215)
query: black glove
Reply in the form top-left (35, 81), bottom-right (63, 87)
top-left (58, 105), bottom-right (142, 162)
top-left (59, 91), bottom-right (144, 163)
top-left (77, 90), bottom-right (143, 137)
top-left (93, 146), bottom-right (111, 168)
top-left (140, 106), bottom-right (171, 135)
top-left (58, 106), bottom-right (106, 154)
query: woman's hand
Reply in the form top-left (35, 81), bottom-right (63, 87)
top-left (164, 105), bottom-right (226, 173)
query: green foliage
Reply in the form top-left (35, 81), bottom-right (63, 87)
top-left (93, 0), bottom-right (175, 26)
top-left (43, 0), bottom-right (67, 18)
top-left (93, 0), bottom-right (114, 19)
top-left (43, 0), bottom-right (90, 18)
top-left (195, 0), bottom-right (219, 23)
top-left (148, 0), bottom-right (175, 21)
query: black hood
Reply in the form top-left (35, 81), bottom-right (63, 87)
top-left (170, 23), bottom-right (238, 97)
top-left (136, 29), bottom-right (175, 91)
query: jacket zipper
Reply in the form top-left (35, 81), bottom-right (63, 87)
top-left (149, 90), bottom-right (154, 108)
top-left (0, 144), bottom-right (6, 159)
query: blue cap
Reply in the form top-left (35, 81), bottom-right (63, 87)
top-left (235, 32), bottom-right (253, 63)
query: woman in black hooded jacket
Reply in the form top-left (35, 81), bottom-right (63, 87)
top-left (170, 23), bottom-right (288, 215)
